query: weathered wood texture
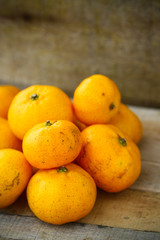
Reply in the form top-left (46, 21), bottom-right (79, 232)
top-left (0, 214), bottom-right (160, 240)
top-left (0, 0), bottom-right (160, 107)
top-left (1, 188), bottom-right (160, 232)
top-left (0, 106), bottom-right (160, 240)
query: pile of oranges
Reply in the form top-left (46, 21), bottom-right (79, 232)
top-left (0, 74), bottom-right (142, 225)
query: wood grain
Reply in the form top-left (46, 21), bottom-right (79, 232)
top-left (0, 214), bottom-right (160, 240)
top-left (131, 161), bottom-right (160, 192)
top-left (80, 189), bottom-right (160, 232)
top-left (130, 106), bottom-right (160, 193)
top-left (1, 188), bottom-right (160, 232)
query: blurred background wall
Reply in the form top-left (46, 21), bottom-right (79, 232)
top-left (0, 0), bottom-right (159, 107)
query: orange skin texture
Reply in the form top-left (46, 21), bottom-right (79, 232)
top-left (73, 74), bottom-right (121, 125)
top-left (8, 85), bottom-right (73, 140)
top-left (0, 85), bottom-right (20, 119)
top-left (23, 120), bottom-right (82, 169)
top-left (27, 163), bottom-right (97, 225)
top-left (109, 103), bottom-right (143, 144)
top-left (77, 124), bottom-right (141, 193)
top-left (73, 113), bottom-right (87, 131)
top-left (0, 118), bottom-right (22, 151)
top-left (0, 149), bottom-right (32, 209)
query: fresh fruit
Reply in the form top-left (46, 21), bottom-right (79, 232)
top-left (8, 85), bottom-right (73, 140)
top-left (23, 120), bottom-right (82, 169)
top-left (73, 114), bottom-right (87, 131)
top-left (0, 149), bottom-right (32, 209)
top-left (109, 103), bottom-right (143, 144)
top-left (0, 76), bottom-right (143, 223)
top-left (77, 124), bottom-right (141, 192)
top-left (27, 163), bottom-right (97, 225)
top-left (73, 74), bottom-right (121, 125)
top-left (0, 85), bottom-right (20, 119)
top-left (0, 117), bottom-right (22, 151)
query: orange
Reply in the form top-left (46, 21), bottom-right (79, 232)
top-left (23, 120), bottom-right (82, 169)
top-left (73, 113), bottom-right (87, 131)
top-left (0, 85), bottom-right (20, 119)
top-left (27, 163), bottom-right (97, 225)
top-left (77, 124), bottom-right (141, 192)
top-left (8, 85), bottom-right (73, 140)
top-left (0, 117), bottom-right (22, 151)
top-left (0, 149), bottom-right (32, 209)
top-left (109, 103), bottom-right (143, 144)
top-left (73, 74), bottom-right (121, 125)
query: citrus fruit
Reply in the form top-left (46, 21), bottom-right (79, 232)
top-left (0, 149), bottom-right (32, 209)
top-left (73, 74), bottom-right (121, 125)
top-left (0, 85), bottom-right (20, 119)
top-left (109, 103), bottom-right (143, 144)
top-left (73, 114), bottom-right (87, 131)
top-left (0, 117), bottom-right (22, 151)
top-left (27, 163), bottom-right (97, 225)
top-left (23, 120), bottom-right (82, 169)
top-left (77, 124), bottom-right (141, 192)
top-left (8, 85), bottom-right (73, 139)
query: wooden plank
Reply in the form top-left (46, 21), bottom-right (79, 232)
top-left (131, 106), bottom-right (160, 165)
top-left (1, 188), bottom-right (160, 232)
top-left (0, 192), bottom-right (32, 217)
top-left (79, 189), bottom-right (160, 232)
top-left (129, 106), bottom-right (160, 192)
top-left (131, 161), bottom-right (160, 192)
top-left (0, 213), bottom-right (160, 240)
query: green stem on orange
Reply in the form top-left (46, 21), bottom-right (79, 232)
top-left (119, 137), bottom-right (127, 146)
top-left (30, 93), bottom-right (39, 100)
top-left (109, 103), bottom-right (115, 110)
top-left (57, 166), bottom-right (68, 173)
top-left (45, 120), bottom-right (52, 126)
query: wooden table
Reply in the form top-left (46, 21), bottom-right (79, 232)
top-left (0, 106), bottom-right (160, 240)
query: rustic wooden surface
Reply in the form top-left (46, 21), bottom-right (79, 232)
top-left (0, 214), bottom-right (160, 240)
top-left (0, 106), bottom-right (160, 239)
top-left (0, 0), bottom-right (160, 107)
